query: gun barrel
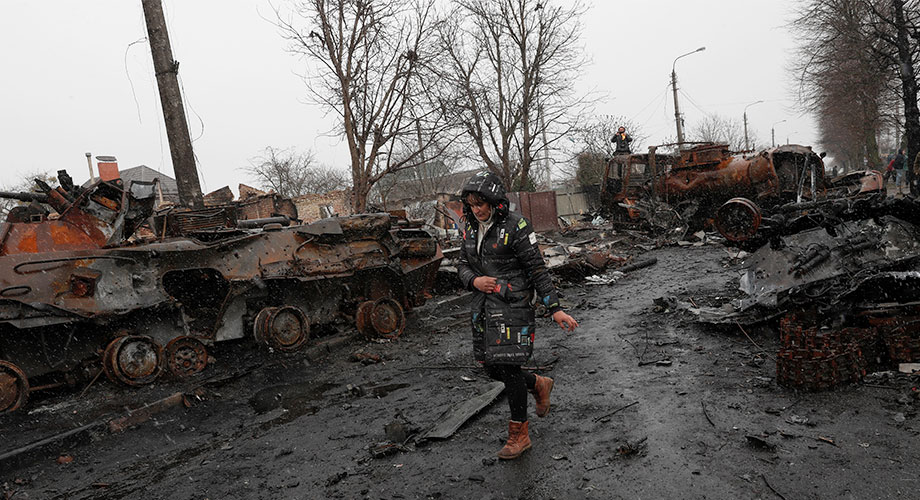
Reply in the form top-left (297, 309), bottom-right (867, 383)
top-left (0, 191), bottom-right (49, 203)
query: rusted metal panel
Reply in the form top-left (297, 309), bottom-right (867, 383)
top-left (509, 191), bottom-right (558, 232)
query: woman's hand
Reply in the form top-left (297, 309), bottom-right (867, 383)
top-left (473, 276), bottom-right (498, 293)
top-left (552, 311), bottom-right (579, 331)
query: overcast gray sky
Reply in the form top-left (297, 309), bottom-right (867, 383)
top-left (0, 0), bottom-right (816, 193)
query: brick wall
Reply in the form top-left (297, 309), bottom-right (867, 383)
top-left (293, 191), bottom-right (352, 222)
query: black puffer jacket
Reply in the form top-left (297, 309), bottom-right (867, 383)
top-left (457, 172), bottom-right (561, 365)
top-left (612, 131), bottom-right (633, 154)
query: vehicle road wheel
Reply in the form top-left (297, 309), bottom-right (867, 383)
top-left (163, 336), bottom-right (209, 378)
top-left (102, 335), bottom-right (163, 386)
top-left (368, 298), bottom-right (406, 339)
top-left (0, 360), bottom-right (29, 414)
top-left (355, 300), bottom-right (376, 338)
top-left (253, 306), bottom-right (310, 352)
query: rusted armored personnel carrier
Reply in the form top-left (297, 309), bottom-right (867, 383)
top-left (0, 172), bottom-right (442, 413)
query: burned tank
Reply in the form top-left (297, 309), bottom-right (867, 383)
top-left (0, 171), bottom-right (442, 413)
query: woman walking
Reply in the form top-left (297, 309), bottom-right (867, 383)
top-left (457, 172), bottom-right (579, 460)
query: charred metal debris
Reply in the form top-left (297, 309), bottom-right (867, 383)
top-left (599, 143), bottom-right (832, 232)
top-left (0, 171), bottom-right (442, 413)
top-left (699, 194), bottom-right (920, 390)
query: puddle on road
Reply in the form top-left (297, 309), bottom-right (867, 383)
top-left (249, 381), bottom-right (339, 415)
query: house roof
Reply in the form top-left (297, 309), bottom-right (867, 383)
top-left (384, 168), bottom-right (481, 204)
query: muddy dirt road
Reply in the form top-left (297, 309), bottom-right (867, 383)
top-left (2, 244), bottom-right (918, 499)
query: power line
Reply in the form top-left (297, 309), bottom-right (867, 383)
top-left (123, 37), bottom-right (148, 124)
top-left (678, 88), bottom-right (710, 117)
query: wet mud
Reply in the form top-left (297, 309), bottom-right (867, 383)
top-left (1, 245), bottom-right (918, 499)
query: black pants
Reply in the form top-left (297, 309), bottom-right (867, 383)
top-left (485, 364), bottom-right (536, 422)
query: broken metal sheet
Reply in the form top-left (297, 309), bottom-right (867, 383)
top-left (417, 381), bottom-right (504, 441)
top-left (753, 219), bottom-right (916, 311)
top-left (296, 217), bottom-right (344, 237)
top-left (700, 215), bottom-right (920, 325)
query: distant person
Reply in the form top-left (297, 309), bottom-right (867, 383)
top-left (611, 126), bottom-right (633, 154)
top-left (889, 148), bottom-right (907, 194)
top-left (457, 171), bottom-right (578, 460)
top-left (883, 151), bottom-right (896, 185)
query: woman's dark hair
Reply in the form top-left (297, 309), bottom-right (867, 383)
top-left (465, 191), bottom-right (487, 205)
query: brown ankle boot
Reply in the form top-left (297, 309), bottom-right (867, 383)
top-left (497, 420), bottom-right (532, 460)
top-left (531, 375), bottom-right (554, 417)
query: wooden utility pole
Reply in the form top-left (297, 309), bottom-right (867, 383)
top-left (141, 0), bottom-right (204, 209)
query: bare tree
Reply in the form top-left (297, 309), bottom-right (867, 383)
top-left (374, 157), bottom-right (457, 208)
top-left (0, 171), bottom-right (57, 219)
top-left (275, 0), bottom-right (456, 212)
top-left (789, 0), bottom-right (919, 178)
top-left (437, 0), bottom-right (589, 191)
top-left (689, 114), bottom-right (753, 152)
top-left (885, 0), bottom-right (920, 191)
top-left (244, 146), bottom-right (348, 197)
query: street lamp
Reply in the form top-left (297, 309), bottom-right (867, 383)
top-left (743, 100), bottom-right (763, 151)
top-left (771, 119), bottom-right (786, 147)
top-left (671, 46), bottom-right (706, 147)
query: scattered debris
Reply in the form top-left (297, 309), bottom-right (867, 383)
top-left (325, 471), bottom-right (349, 487)
top-left (351, 353), bottom-right (383, 365)
top-left (615, 436), bottom-right (648, 457)
top-left (761, 474), bottom-right (789, 500)
top-left (699, 195), bottom-right (920, 390)
top-left (701, 401), bottom-right (716, 427)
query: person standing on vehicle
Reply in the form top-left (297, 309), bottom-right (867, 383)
top-left (457, 171), bottom-right (579, 460)
top-left (889, 148), bottom-right (907, 194)
top-left (612, 126), bottom-right (633, 154)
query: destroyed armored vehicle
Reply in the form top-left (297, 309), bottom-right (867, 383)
top-left (600, 143), bottom-right (828, 231)
top-left (699, 195), bottom-right (920, 390)
top-left (0, 171), bottom-right (442, 413)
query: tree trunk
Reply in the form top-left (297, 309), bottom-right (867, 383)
top-left (865, 128), bottom-right (881, 169)
top-left (892, 0), bottom-right (920, 194)
top-left (351, 173), bottom-right (369, 213)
